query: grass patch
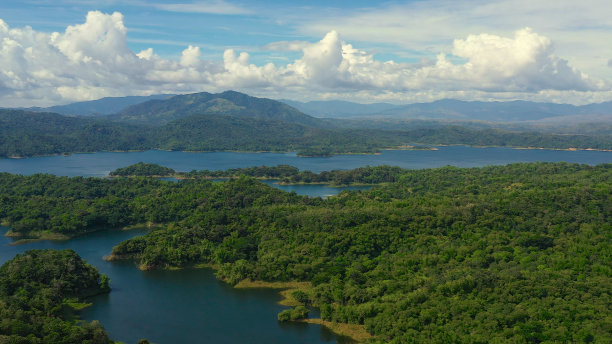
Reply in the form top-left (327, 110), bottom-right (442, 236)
top-left (234, 279), bottom-right (313, 306)
top-left (300, 319), bottom-right (373, 343)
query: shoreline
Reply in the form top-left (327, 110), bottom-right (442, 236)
top-left (298, 319), bottom-right (373, 343)
top-left (233, 279), bottom-right (371, 342)
top-left (5, 143), bottom-right (612, 160)
top-left (5, 222), bottom-right (157, 245)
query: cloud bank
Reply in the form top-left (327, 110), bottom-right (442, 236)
top-left (0, 11), bottom-right (608, 106)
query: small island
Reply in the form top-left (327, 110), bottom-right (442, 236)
top-left (0, 249), bottom-right (114, 343)
top-left (109, 162), bottom-right (176, 177)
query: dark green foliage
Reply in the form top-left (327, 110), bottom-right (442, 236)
top-left (1, 163), bottom-right (611, 343)
top-left (0, 249), bottom-right (113, 343)
top-left (185, 165), bottom-right (300, 179)
top-left (0, 110), bottom-right (151, 158)
top-left (109, 162), bottom-right (176, 176)
top-left (186, 165), bottom-right (406, 186)
top-left (292, 290), bottom-right (310, 305)
top-left (278, 306), bottom-right (309, 322)
top-left (2, 106), bottom-right (612, 159)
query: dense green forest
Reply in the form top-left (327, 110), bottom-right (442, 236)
top-left (2, 105), bottom-right (612, 158)
top-left (109, 162), bottom-right (176, 177)
top-left (110, 163), bottom-right (404, 186)
top-left (1, 162), bottom-right (610, 343)
top-left (0, 249), bottom-right (114, 343)
top-left (179, 164), bottom-right (408, 186)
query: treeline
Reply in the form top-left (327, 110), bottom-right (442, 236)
top-left (180, 164), bottom-right (406, 186)
top-left (110, 162), bottom-right (176, 176)
top-left (1, 162), bottom-right (611, 342)
top-left (0, 173), bottom-right (312, 238)
top-left (2, 109), bottom-right (612, 159)
top-left (0, 249), bottom-right (114, 343)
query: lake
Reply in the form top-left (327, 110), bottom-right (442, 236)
top-left (1, 147), bottom-right (611, 343)
top-left (1, 146), bottom-right (610, 197)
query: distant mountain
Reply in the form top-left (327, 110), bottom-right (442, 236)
top-left (281, 99), bottom-right (398, 118)
top-left (22, 94), bottom-right (174, 116)
top-left (110, 91), bottom-right (323, 127)
top-left (281, 98), bottom-right (612, 123)
top-left (379, 99), bottom-right (587, 122)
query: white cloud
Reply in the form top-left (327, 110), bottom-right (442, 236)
top-left (180, 45), bottom-right (202, 67)
top-left (0, 11), bottom-right (608, 107)
top-left (296, 0), bottom-right (612, 80)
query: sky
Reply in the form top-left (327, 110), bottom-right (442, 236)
top-left (1, 0), bottom-right (612, 107)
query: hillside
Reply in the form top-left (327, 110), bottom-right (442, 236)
top-left (0, 109), bottom-right (151, 157)
top-left (110, 91), bottom-right (323, 127)
top-left (2, 108), bottom-right (612, 159)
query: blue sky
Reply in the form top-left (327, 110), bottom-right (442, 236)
top-left (1, 0), bottom-right (612, 106)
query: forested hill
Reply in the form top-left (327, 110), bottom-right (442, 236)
top-left (2, 106), bottom-right (612, 158)
top-left (108, 90), bottom-right (323, 127)
top-left (0, 109), bottom-right (151, 157)
top-left (0, 162), bottom-right (610, 343)
top-left (0, 249), bottom-right (114, 343)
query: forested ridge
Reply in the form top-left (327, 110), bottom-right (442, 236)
top-left (1, 162), bottom-right (610, 343)
top-left (2, 108), bottom-right (612, 159)
top-left (0, 249), bottom-right (114, 343)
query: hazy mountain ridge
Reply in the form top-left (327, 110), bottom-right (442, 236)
top-left (281, 99), bottom-right (399, 118)
top-left (109, 91), bottom-right (323, 127)
top-left (284, 98), bottom-right (612, 123)
top-left (16, 94), bottom-right (174, 116)
top-left (2, 91), bottom-right (612, 159)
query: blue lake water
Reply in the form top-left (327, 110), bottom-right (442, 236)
top-left (1, 146), bottom-right (610, 197)
top-left (1, 147), bottom-right (611, 343)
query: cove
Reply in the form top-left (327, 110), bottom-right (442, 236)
top-left (0, 227), bottom-right (353, 344)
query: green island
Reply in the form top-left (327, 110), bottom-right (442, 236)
top-left (0, 249), bottom-right (114, 343)
top-left (109, 162), bottom-right (176, 177)
top-left (1, 162), bottom-right (611, 343)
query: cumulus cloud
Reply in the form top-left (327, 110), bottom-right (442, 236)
top-left (0, 11), bottom-right (607, 107)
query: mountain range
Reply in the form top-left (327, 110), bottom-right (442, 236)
top-left (12, 92), bottom-right (612, 124)
top-left (286, 98), bottom-right (612, 123)
top-left (1, 90), bottom-right (612, 159)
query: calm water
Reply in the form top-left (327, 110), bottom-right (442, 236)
top-left (1, 146), bottom-right (610, 177)
top-left (0, 227), bottom-right (350, 344)
top-left (1, 146), bottom-right (610, 197)
top-left (1, 147), bottom-right (611, 343)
